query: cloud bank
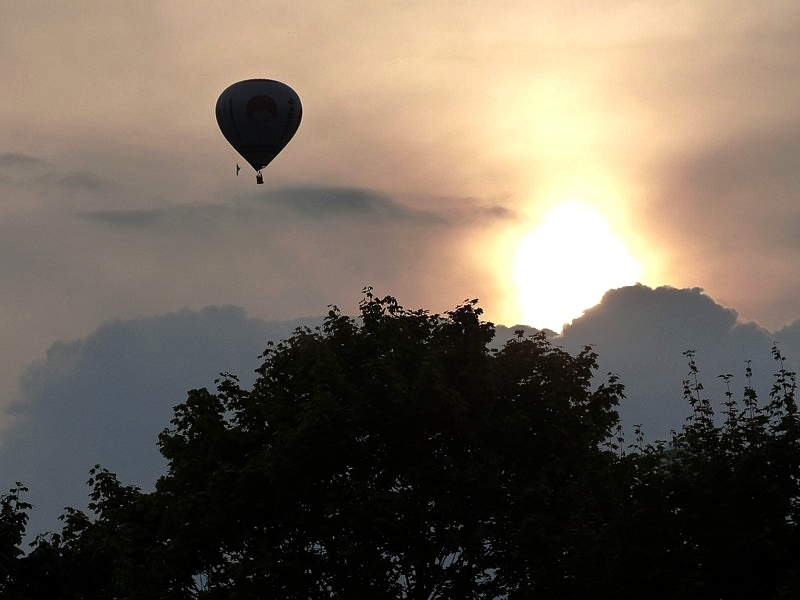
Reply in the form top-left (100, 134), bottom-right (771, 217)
top-left (6, 284), bottom-right (800, 540)
top-left (1, 306), bottom-right (313, 540)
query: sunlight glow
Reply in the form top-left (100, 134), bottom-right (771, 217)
top-left (513, 202), bottom-right (641, 332)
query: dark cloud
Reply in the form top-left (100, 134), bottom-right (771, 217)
top-left (266, 186), bottom-right (429, 220)
top-left (7, 182), bottom-right (503, 335)
top-left (476, 204), bottom-right (515, 220)
top-left (1, 306), bottom-right (315, 540)
top-left (39, 170), bottom-right (108, 191)
top-left (8, 284), bottom-right (800, 541)
top-left (286, 189), bottom-right (519, 226)
top-left (80, 187), bottom-right (515, 243)
top-left (0, 151), bottom-right (108, 192)
top-left (774, 319), bottom-right (800, 368)
top-left (495, 285), bottom-right (797, 441)
top-left (564, 285), bottom-right (739, 344)
top-left (0, 153), bottom-right (48, 184)
top-left (558, 285), bottom-right (782, 440)
top-left (82, 185), bottom-right (443, 230)
top-left (0, 152), bottom-right (47, 169)
top-left (83, 208), bottom-right (165, 227)
top-left (83, 204), bottom-right (232, 230)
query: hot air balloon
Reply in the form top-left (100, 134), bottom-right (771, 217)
top-left (216, 79), bottom-right (302, 184)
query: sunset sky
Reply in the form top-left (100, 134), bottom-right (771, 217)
top-left (2, 1), bottom-right (800, 534)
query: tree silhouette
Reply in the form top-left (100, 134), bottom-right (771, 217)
top-left (4, 292), bottom-right (800, 599)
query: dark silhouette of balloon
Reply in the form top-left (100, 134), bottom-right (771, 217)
top-left (216, 79), bottom-right (302, 182)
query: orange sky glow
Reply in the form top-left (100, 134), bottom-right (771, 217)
top-left (0, 0), bottom-right (799, 404)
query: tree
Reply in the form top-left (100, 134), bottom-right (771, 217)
top-left (10, 290), bottom-right (800, 598)
top-left (635, 347), bottom-right (800, 599)
top-left (150, 290), bottom-right (623, 599)
top-left (0, 484), bottom-right (30, 595)
top-left (14, 290), bottom-right (621, 599)
top-left (585, 347), bottom-right (800, 600)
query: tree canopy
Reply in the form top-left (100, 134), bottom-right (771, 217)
top-left (2, 290), bottom-right (800, 599)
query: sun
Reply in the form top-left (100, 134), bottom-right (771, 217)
top-left (513, 202), bottom-right (641, 331)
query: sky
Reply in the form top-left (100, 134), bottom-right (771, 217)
top-left (2, 0), bottom-right (800, 536)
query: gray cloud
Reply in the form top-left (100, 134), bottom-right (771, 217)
top-left (0, 151), bottom-right (109, 193)
top-left (37, 170), bottom-right (109, 191)
top-left (557, 285), bottom-right (786, 440)
top-left (499, 285), bottom-right (799, 441)
top-left (0, 153), bottom-right (47, 169)
top-left (0, 153), bottom-right (48, 185)
top-left (7, 284), bottom-right (800, 541)
top-left (1, 0), bottom-right (799, 543)
top-left (0, 175), bottom-right (512, 394)
top-left (2, 306), bottom-right (315, 540)
top-left (81, 186), bottom-right (445, 232)
top-left (476, 204), bottom-right (516, 220)
top-left (82, 204), bottom-right (231, 230)
top-left (266, 186), bottom-right (422, 220)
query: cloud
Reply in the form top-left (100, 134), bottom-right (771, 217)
top-left (0, 172), bottom-right (516, 408)
top-left (500, 284), bottom-right (800, 441)
top-left (80, 186), bottom-right (468, 231)
top-left (1, 306), bottom-right (315, 540)
top-left (67, 186), bottom-right (514, 323)
top-left (7, 284), bottom-right (800, 542)
top-left (1, 0), bottom-right (799, 541)
top-left (37, 170), bottom-right (108, 191)
top-left (0, 152), bottom-right (47, 169)
top-left (81, 204), bottom-right (232, 230)
top-left (266, 186), bottom-right (425, 220)
top-left (0, 150), bottom-right (109, 194)
top-left (79, 187), bottom-right (412, 230)
top-left (0, 153), bottom-right (47, 186)
top-left (557, 285), bottom-right (787, 440)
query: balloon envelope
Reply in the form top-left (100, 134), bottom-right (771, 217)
top-left (215, 79), bottom-right (302, 172)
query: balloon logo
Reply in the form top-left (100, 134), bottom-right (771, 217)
top-left (246, 95), bottom-right (278, 130)
top-left (216, 79), bottom-right (302, 183)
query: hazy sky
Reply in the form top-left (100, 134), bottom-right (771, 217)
top-left (2, 1), bottom-right (800, 533)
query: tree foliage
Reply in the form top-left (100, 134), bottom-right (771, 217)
top-left (2, 291), bottom-right (800, 599)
